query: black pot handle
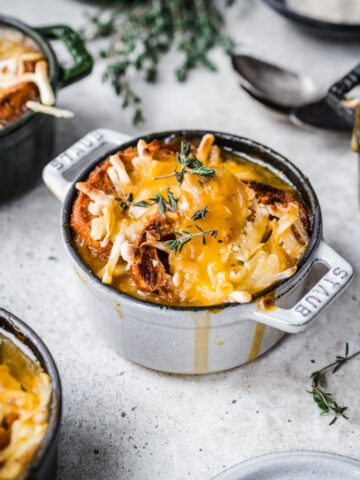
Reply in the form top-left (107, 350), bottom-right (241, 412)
top-left (327, 63), bottom-right (360, 125)
top-left (35, 25), bottom-right (93, 88)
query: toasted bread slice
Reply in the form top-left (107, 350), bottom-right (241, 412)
top-left (71, 160), bottom-right (117, 259)
top-left (130, 211), bottom-right (175, 294)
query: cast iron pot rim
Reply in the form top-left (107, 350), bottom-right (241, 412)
top-left (0, 307), bottom-right (62, 478)
top-left (62, 129), bottom-right (322, 313)
top-left (263, 0), bottom-right (360, 31)
top-left (0, 15), bottom-right (59, 139)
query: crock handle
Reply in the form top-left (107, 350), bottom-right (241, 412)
top-left (35, 25), bottom-right (93, 87)
top-left (327, 62), bottom-right (360, 125)
top-left (43, 129), bottom-right (132, 202)
top-left (248, 240), bottom-right (353, 334)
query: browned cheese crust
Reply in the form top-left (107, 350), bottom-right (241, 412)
top-left (129, 210), bottom-right (176, 295)
top-left (244, 180), bottom-right (311, 233)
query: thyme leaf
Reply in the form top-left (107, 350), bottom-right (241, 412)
top-left (156, 193), bottom-right (166, 217)
top-left (189, 166), bottom-right (215, 176)
top-left (308, 343), bottom-right (360, 425)
top-left (131, 190), bottom-right (178, 217)
top-left (191, 206), bottom-right (210, 221)
top-left (153, 142), bottom-right (215, 184)
top-left (166, 189), bottom-right (179, 212)
top-left (165, 226), bottom-right (217, 255)
top-left (132, 200), bottom-right (152, 208)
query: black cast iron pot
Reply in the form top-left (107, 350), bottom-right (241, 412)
top-left (0, 308), bottom-right (62, 479)
top-left (262, 0), bottom-right (360, 39)
top-left (0, 16), bottom-right (93, 203)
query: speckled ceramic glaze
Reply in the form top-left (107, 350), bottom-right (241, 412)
top-left (43, 128), bottom-right (353, 374)
top-left (212, 451), bottom-right (360, 479)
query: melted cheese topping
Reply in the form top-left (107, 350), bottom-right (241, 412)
top-left (0, 26), bottom-right (54, 128)
top-left (0, 340), bottom-right (50, 480)
top-left (73, 135), bottom-right (310, 306)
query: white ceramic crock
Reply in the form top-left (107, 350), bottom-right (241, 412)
top-left (43, 129), bottom-right (353, 374)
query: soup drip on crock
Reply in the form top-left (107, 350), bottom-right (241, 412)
top-left (71, 134), bottom-right (311, 307)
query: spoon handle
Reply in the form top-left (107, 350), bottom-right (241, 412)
top-left (327, 63), bottom-right (360, 124)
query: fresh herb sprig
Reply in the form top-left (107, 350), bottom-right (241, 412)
top-left (84, 1), bottom-right (235, 124)
top-left (308, 343), bottom-right (360, 425)
top-left (115, 192), bottom-right (133, 211)
top-left (191, 206), bottom-right (210, 221)
top-left (152, 142), bottom-right (215, 184)
top-left (131, 189), bottom-right (178, 217)
top-left (165, 224), bottom-right (217, 255)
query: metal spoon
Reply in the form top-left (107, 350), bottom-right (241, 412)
top-left (232, 54), bottom-right (352, 131)
top-left (232, 54), bottom-right (319, 109)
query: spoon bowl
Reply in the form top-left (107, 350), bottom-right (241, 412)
top-left (232, 54), bottom-right (319, 109)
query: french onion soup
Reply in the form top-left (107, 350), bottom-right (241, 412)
top-left (0, 335), bottom-right (50, 479)
top-left (0, 26), bottom-right (54, 129)
top-left (70, 134), bottom-right (311, 307)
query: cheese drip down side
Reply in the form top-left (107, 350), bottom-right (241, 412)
top-left (71, 135), bottom-right (310, 307)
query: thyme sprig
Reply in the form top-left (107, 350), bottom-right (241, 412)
top-left (191, 206), bottom-right (210, 221)
top-left (131, 189), bottom-right (178, 217)
top-left (308, 343), bottom-right (360, 425)
top-left (84, 1), bottom-right (235, 124)
top-left (165, 224), bottom-right (217, 255)
top-left (152, 142), bottom-right (215, 184)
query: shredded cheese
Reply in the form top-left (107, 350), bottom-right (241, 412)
top-left (73, 134), bottom-right (310, 307)
top-left (103, 222), bottom-right (129, 284)
top-left (91, 216), bottom-right (107, 241)
top-left (26, 101), bottom-right (74, 118)
top-left (228, 291), bottom-right (252, 304)
top-left (107, 155), bottom-right (131, 191)
top-left (137, 139), bottom-right (153, 161)
top-left (0, 60), bottom-right (54, 105)
top-left (197, 134), bottom-right (214, 163)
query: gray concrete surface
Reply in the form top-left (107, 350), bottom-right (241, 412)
top-left (1, 1), bottom-right (360, 479)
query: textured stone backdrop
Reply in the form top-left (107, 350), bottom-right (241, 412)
top-left (1, 1), bottom-right (359, 479)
